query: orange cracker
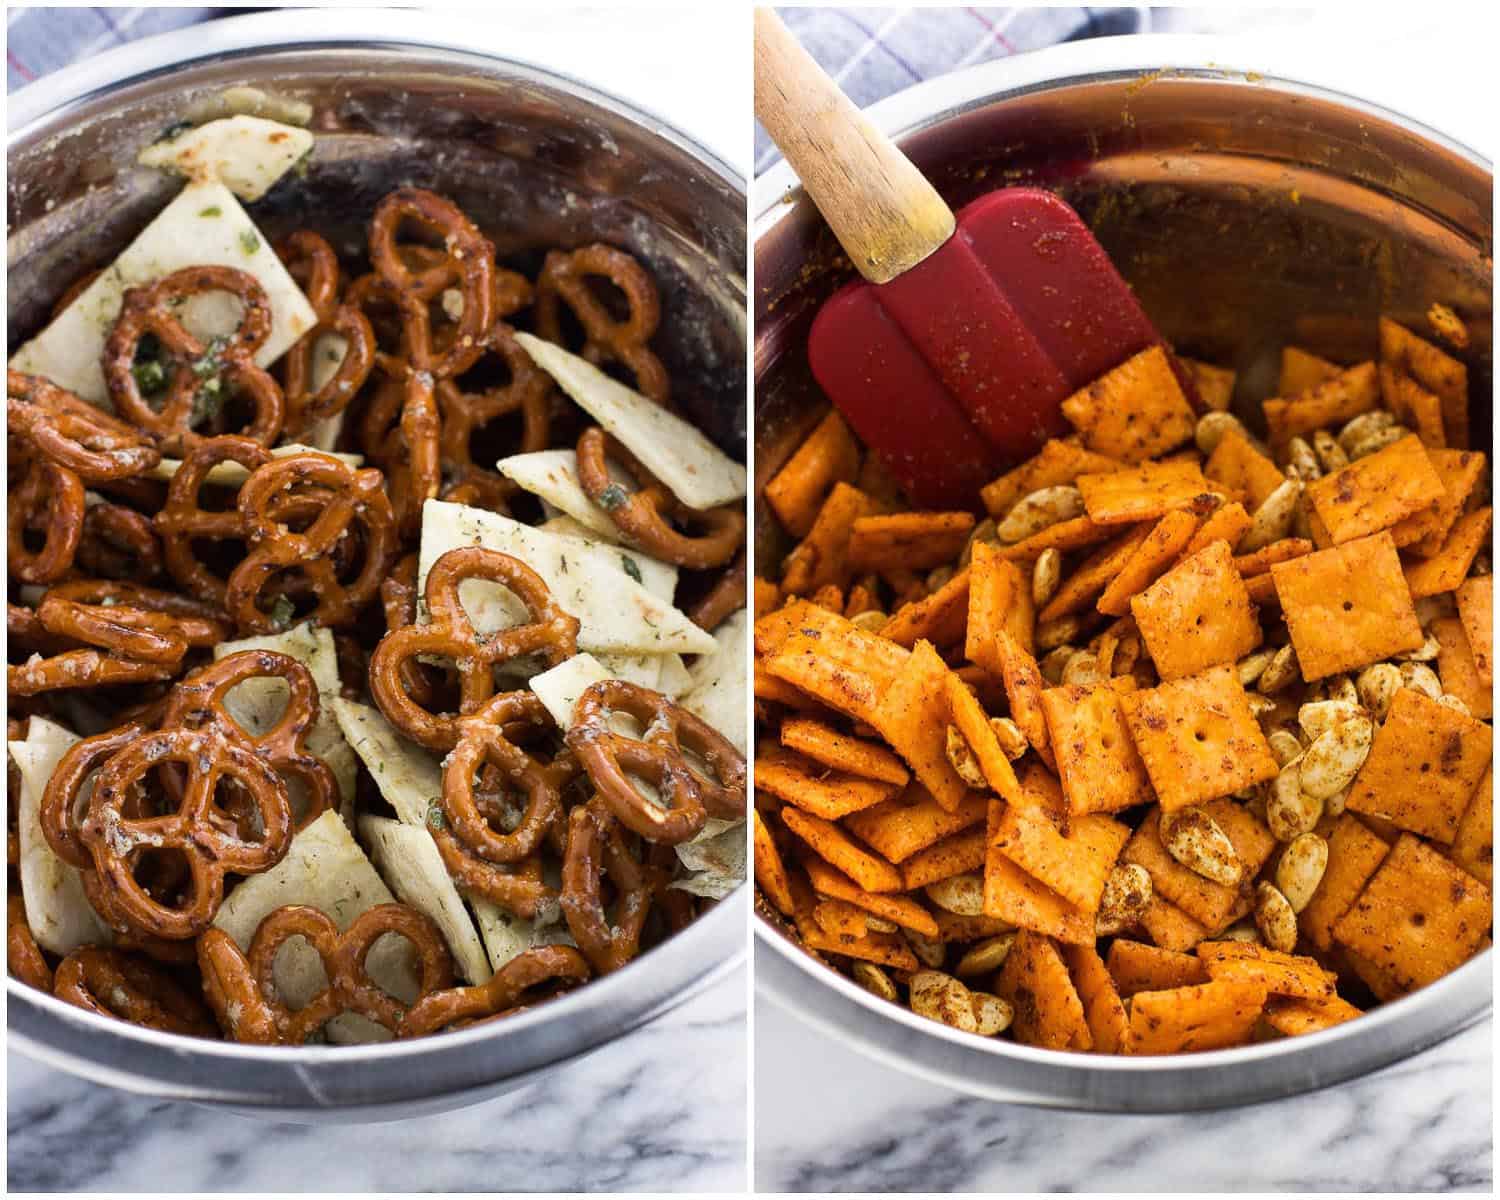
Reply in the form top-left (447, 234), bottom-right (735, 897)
top-left (1196, 941), bottom-right (1336, 1001)
top-left (780, 806), bottom-right (902, 894)
top-left (1131, 539), bottom-right (1262, 680)
top-left (1380, 316), bottom-right (1468, 449)
top-left (1271, 532), bottom-right (1423, 679)
top-left (872, 640), bottom-right (971, 812)
top-left (900, 827), bottom-right (988, 891)
top-left (1233, 538), bottom-right (1313, 579)
top-left (983, 801), bottom-right (1094, 946)
top-left (765, 408), bottom-right (862, 537)
top-left (755, 659), bottom-right (820, 709)
top-left (1333, 833), bottom-right (1492, 995)
top-left (1076, 459), bottom-right (1216, 526)
top-left (844, 784), bottom-right (987, 864)
top-left (847, 511), bottom-right (976, 573)
top-left (932, 910), bottom-right (1017, 943)
top-left (803, 855), bottom-right (940, 938)
top-left (766, 634), bottom-right (885, 725)
top-left (1120, 664), bottom-right (1278, 811)
top-left (1097, 509), bottom-right (1201, 617)
top-left (756, 751), bottom-right (901, 820)
top-left (1036, 522), bottom-right (1153, 624)
top-left (1432, 615), bottom-right (1491, 719)
top-left (1137, 894), bottom-right (1211, 952)
top-left (1262, 993), bottom-right (1364, 1038)
top-left (1450, 764), bottom-right (1492, 887)
top-left (1455, 577), bottom-right (1492, 688)
top-left (1121, 803), bottom-right (1274, 932)
top-left (1404, 507), bottom-right (1492, 598)
top-left (753, 811), bottom-right (796, 915)
top-left (1181, 357), bottom-right (1236, 413)
top-left (1279, 346), bottom-right (1342, 396)
top-left (1345, 687), bottom-right (1492, 844)
top-left (980, 438), bottom-right (1122, 519)
top-left (1381, 363), bottom-right (1447, 450)
top-left (754, 576), bottom-right (781, 617)
top-left (1205, 429), bottom-right (1286, 509)
top-left (1390, 449), bottom-right (1485, 556)
top-left (1180, 500), bottom-right (1252, 558)
top-left (966, 541), bottom-right (1035, 664)
top-left (991, 796), bottom-right (1129, 914)
top-left (999, 515), bottom-right (1116, 563)
top-left (1106, 939), bottom-right (1209, 997)
top-left (1040, 681), bottom-right (1155, 815)
top-left (1059, 345), bottom-right (1196, 464)
top-left (1061, 943), bottom-right (1130, 1054)
top-left (781, 481), bottom-right (877, 595)
top-left (1127, 979), bottom-right (1267, 1055)
top-left (994, 633), bottom-right (1054, 770)
top-left (1305, 434), bottom-right (1446, 544)
top-left (795, 902), bottom-right (921, 971)
top-left (944, 672), bottom-right (1023, 804)
top-left (881, 568), bottom-right (971, 649)
top-left (1300, 813), bottom-right (1392, 952)
top-left (1263, 361), bottom-right (1379, 448)
top-left (780, 717), bottom-right (910, 786)
top-left (845, 578), bottom-right (880, 617)
top-left (1243, 573), bottom-right (1278, 607)
top-left (995, 931), bottom-right (1094, 1050)
top-left (809, 584), bottom-right (845, 612)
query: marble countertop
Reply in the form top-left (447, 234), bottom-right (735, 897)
top-left (754, 997), bottom-right (1491, 1192)
top-left (7, 965), bottom-right (746, 1193)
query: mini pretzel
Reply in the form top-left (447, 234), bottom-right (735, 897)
top-left (560, 800), bottom-right (661, 974)
top-left (53, 945), bottom-right (218, 1036)
top-left (432, 833), bottom-right (560, 920)
top-left (275, 231), bottom-right (376, 435)
top-left (535, 244), bottom-right (671, 406)
top-left (575, 427), bottom-right (744, 568)
top-left (225, 450), bottom-right (396, 632)
top-left (399, 944), bottom-right (590, 1037)
top-left (155, 435), bottom-right (272, 605)
top-left (44, 579), bottom-right (230, 648)
top-left (440, 692), bottom-right (574, 865)
top-left (8, 456), bottom-right (85, 585)
top-left (8, 892), bottom-right (53, 992)
top-left (103, 265), bottom-right (286, 453)
top-left (686, 548), bottom-right (747, 633)
top-left (78, 726), bottom-right (293, 939)
top-left (370, 546), bottom-right (580, 751)
top-left (197, 903), bottom-right (454, 1044)
top-left (8, 369), bottom-right (161, 480)
top-left (41, 723), bottom-right (147, 871)
top-left (566, 679), bottom-right (747, 845)
top-left (77, 502), bottom-right (165, 583)
top-left (7, 648), bottom-right (177, 698)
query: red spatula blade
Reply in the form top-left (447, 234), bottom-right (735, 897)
top-left (808, 187), bottom-right (1175, 508)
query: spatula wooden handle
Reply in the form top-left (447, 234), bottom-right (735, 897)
top-left (754, 8), bottom-right (954, 284)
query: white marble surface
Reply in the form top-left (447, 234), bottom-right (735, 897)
top-left (7, 965), bottom-right (746, 1193)
top-left (754, 997), bottom-right (1490, 1192)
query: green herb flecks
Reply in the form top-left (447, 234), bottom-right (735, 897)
top-left (597, 483), bottom-right (629, 512)
top-left (152, 120), bottom-right (193, 145)
top-left (239, 230), bottom-right (261, 256)
top-left (131, 358), bottom-right (168, 397)
top-left (199, 206), bottom-right (222, 218)
top-left (426, 801), bottom-right (446, 832)
top-left (620, 555), bottom-right (643, 584)
top-left (268, 594), bottom-right (296, 631)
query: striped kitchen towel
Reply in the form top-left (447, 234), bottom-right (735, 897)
top-left (6, 7), bottom-right (233, 92)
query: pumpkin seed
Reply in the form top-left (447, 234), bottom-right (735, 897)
top-left (1031, 547), bottom-right (1062, 608)
top-left (925, 872), bottom-right (985, 917)
top-left (852, 961), bottom-right (899, 1002)
top-left (1276, 832), bottom-right (1329, 912)
top-left (1255, 881), bottom-right (1298, 952)
top-left (1356, 663), bottom-right (1402, 721)
top-left (997, 485), bottom-right (1084, 544)
top-left (1095, 863), bottom-right (1152, 936)
top-left (1161, 808), bottom-right (1242, 886)
top-left (909, 970), bottom-right (979, 1032)
top-left (971, 991), bottom-right (1015, 1036)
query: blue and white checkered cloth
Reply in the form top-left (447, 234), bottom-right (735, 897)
top-left (6, 7), bottom-right (227, 91)
top-left (754, 6), bottom-right (1145, 176)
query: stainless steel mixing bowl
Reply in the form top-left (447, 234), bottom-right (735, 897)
top-left (7, 10), bottom-right (746, 1121)
top-left (754, 35), bottom-right (1491, 1112)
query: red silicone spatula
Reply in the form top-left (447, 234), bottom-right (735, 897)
top-left (755, 10), bottom-right (1173, 508)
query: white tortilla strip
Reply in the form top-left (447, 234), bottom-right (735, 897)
top-left (672, 817), bottom-right (746, 901)
top-left (213, 623), bottom-right (357, 823)
top-left (9, 720), bottom-right (114, 955)
top-left (137, 115), bottom-right (313, 202)
top-left (417, 500), bottom-right (714, 655)
top-left (468, 895), bottom-right (573, 974)
top-left (657, 653), bottom-right (694, 698)
top-left (595, 651), bottom-right (662, 692)
top-left (331, 698), bottom-right (443, 829)
top-left (9, 180), bottom-right (317, 404)
top-left (515, 332), bottom-right (746, 510)
top-left (537, 516), bottom-right (678, 601)
top-left (681, 608), bottom-right (748, 753)
top-left (496, 449), bottom-right (626, 542)
top-left (149, 443), bottom-right (361, 484)
top-left (529, 654), bottom-right (612, 731)
top-left (360, 816), bottom-right (490, 986)
top-left (211, 809), bottom-right (416, 1045)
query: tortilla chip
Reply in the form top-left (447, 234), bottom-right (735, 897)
top-left (1271, 532), bottom-right (1424, 679)
top-left (1345, 687), bottom-right (1492, 843)
top-left (1404, 507), bottom-right (1492, 598)
top-left (1127, 979), bottom-right (1267, 1054)
top-left (1120, 665), bottom-right (1278, 811)
top-left (1106, 939), bottom-right (1209, 997)
top-left (1333, 833), bottom-right (1491, 994)
top-left (1131, 540), bottom-right (1262, 680)
top-left (1041, 682), bottom-right (1155, 815)
top-left (844, 785), bottom-right (988, 864)
top-left (1305, 434), bottom-right (1446, 544)
top-left (995, 931), bottom-right (1094, 1050)
top-left (1205, 430), bottom-right (1285, 509)
top-left (1300, 813), bottom-right (1392, 952)
top-left (1060, 345), bottom-right (1195, 464)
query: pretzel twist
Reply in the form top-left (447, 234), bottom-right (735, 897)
top-left (102, 266), bottom-right (285, 453)
top-left (686, 548), bottom-right (748, 633)
top-left (77, 501), bottom-right (165, 583)
top-left (399, 944), bottom-right (590, 1037)
top-left (560, 800), bottom-right (661, 974)
top-left (370, 546), bottom-right (579, 751)
top-left (275, 231), bottom-right (376, 435)
top-left (575, 426), bottom-right (744, 568)
top-left (8, 892), bottom-right (53, 992)
top-left (8, 456), bottom-right (85, 585)
top-left (197, 903), bottom-right (455, 1044)
top-left (535, 244), bottom-right (671, 406)
top-left (155, 435), bottom-right (272, 605)
top-left (565, 679), bottom-right (746, 845)
top-left (8, 369), bottom-right (161, 481)
top-left (53, 945), bottom-right (218, 1036)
